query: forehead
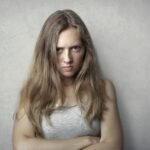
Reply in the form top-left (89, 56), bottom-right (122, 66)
top-left (57, 27), bottom-right (82, 47)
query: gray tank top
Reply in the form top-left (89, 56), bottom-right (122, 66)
top-left (41, 105), bottom-right (100, 139)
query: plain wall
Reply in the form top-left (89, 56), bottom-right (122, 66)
top-left (0, 0), bottom-right (150, 150)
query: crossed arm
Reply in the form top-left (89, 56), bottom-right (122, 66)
top-left (82, 80), bottom-right (123, 150)
top-left (13, 80), bottom-right (123, 150)
top-left (13, 112), bottom-right (99, 150)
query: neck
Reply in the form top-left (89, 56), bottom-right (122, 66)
top-left (62, 77), bottom-right (74, 86)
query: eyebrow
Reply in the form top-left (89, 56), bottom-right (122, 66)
top-left (56, 44), bottom-right (82, 50)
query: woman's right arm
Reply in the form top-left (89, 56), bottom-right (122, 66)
top-left (13, 109), bottom-right (99, 150)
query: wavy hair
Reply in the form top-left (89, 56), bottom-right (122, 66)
top-left (16, 9), bottom-right (106, 136)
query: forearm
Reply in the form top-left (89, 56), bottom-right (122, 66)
top-left (14, 136), bottom-right (96, 150)
top-left (82, 140), bottom-right (123, 150)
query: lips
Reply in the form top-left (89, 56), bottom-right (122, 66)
top-left (62, 66), bottom-right (73, 72)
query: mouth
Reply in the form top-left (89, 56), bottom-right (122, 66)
top-left (62, 66), bottom-right (73, 72)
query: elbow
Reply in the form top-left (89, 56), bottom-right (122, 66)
top-left (110, 140), bottom-right (123, 150)
top-left (13, 144), bottom-right (21, 150)
top-left (13, 143), bottom-right (21, 150)
top-left (13, 138), bottom-right (30, 150)
top-left (100, 137), bottom-right (123, 150)
top-left (13, 142), bottom-right (27, 150)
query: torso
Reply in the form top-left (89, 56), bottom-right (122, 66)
top-left (41, 105), bottom-right (100, 139)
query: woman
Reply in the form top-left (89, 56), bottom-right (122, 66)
top-left (13, 9), bottom-right (123, 150)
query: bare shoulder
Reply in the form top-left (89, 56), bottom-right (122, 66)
top-left (103, 79), bottom-right (117, 101)
top-left (13, 107), bottom-right (35, 140)
top-left (100, 80), bottom-right (123, 148)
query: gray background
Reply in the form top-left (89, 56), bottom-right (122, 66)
top-left (0, 0), bottom-right (150, 150)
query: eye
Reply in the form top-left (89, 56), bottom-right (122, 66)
top-left (71, 45), bottom-right (82, 52)
top-left (56, 47), bottom-right (63, 54)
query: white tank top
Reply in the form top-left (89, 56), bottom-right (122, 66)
top-left (41, 105), bottom-right (100, 139)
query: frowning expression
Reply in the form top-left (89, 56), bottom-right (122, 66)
top-left (56, 27), bottom-right (85, 79)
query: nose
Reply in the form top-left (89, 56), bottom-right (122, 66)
top-left (64, 49), bottom-right (72, 63)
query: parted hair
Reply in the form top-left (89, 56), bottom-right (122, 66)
top-left (16, 9), bottom-right (106, 136)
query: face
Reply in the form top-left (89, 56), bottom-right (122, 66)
top-left (56, 27), bottom-right (85, 81)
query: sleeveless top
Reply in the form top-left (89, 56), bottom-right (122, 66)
top-left (41, 105), bottom-right (100, 139)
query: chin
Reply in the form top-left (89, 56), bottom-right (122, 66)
top-left (61, 72), bottom-right (76, 78)
top-left (63, 74), bottom-right (74, 78)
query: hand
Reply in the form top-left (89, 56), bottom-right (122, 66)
top-left (85, 136), bottom-right (100, 145)
top-left (65, 136), bottom-right (100, 150)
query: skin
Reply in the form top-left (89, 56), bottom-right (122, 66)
top-left (82, 80), bottom-right (123, 150)
top-left (56, 27), bottom-right (85, 85)
top-left (13, 27), bottom-right (123, 150)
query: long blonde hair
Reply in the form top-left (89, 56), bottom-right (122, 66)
top-left (16, 9), bottom-right (106, 136)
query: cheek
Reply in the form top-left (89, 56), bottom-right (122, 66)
top-left (56, 56), bottom-right (61, 68)
top-left (80, 51), bottom-right (85, 62)
top-left (77, 53), bottom-right (84, 66)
